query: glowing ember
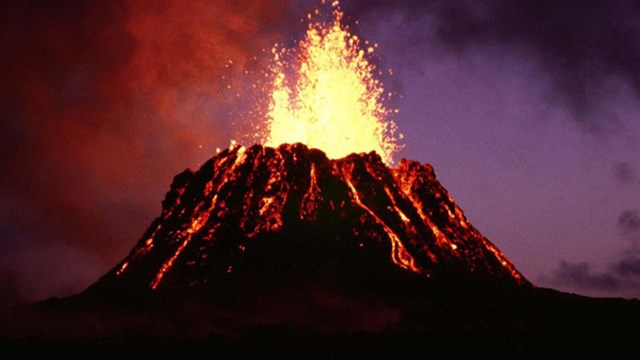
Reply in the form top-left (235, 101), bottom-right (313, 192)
top-left (264, 1), bottom-right (401, 165)
top-left (116, 262), bottom-right (128, 276)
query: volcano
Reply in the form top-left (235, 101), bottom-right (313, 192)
top-left (3, 144), bottom-right (640, 358)
top-left (89, 143), bottom-right (525, 296)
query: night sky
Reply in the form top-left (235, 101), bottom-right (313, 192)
top-left (1, 0), bottom-right (639, 305)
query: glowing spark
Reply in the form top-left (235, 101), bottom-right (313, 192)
top-left (264, 1), bottom-right (401, 164)
top-left (116, 262), bottom-right (128, 276)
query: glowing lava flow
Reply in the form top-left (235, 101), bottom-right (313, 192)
top-left (300, 163), bottom-right (322, 220)
top-left (96, 144), bottom-right (528, 294)
top-left (264, 1), bottom-right (400, 165)
top-left (149, 147), bottom-right (248, 290)
top-left (341, 165), bottom-right (420, 273)
top-left (150, 196), bottom-right (217, 290)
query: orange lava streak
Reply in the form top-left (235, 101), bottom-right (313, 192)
top-left (137, 226), bottom-right (161, 256)
top-left (149, 232), bottom-right (192, 289)
top-left (150, 147), bottom-right (248, 290)
top-left (446, 193), bottom-right (469, 229)
top-left (405, 193), bottom-right (457, 246)
top-left (342, 167), bottom-right (420, 273)
top-left (397, 180), bottom-right (453, 249)
top-left (483, 239), bottom-right (523, 281)
top-left (382, 186), bottom-right (411, 225)
top-left (301, 163), bottom-right (322, 220)
top-left (308, 163), bottom-right (321, 194)
top-left (264, 1), bottom-right (401, 165)
top-left (150, 196), bottom-right (217, 290)
top-left (382, 185), bottom-right (441, 263)
top-left (259, 150), bottom-right (287, 230)
top-left (116, 262), bottom-right (128, 276)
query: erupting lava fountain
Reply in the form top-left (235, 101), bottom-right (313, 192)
top-left (90, 1), bottom-right (526, 295)
top-left (263, 1), bottom-right (401, 165)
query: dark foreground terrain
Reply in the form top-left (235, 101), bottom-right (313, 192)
top-left (3, 144), bottom-right (637, 357)
top-left (1, 280), bottom-right (638, 359)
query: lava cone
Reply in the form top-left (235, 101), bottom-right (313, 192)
top-left (90, 143), bottom-right (526, 298)
top-left (4, 144), bottom-right (639, 357)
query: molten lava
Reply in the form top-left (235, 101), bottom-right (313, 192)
top-left (264, 1), bottom-right (400, 165)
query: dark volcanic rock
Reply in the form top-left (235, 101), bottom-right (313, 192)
top-left (89, 143), bottom-right (525, 296)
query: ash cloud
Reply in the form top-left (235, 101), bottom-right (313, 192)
top-left (539, 256), bottom-right (640, 298)
top-left (613, 162), bottom-right (638, 185)
top-left (540, 209), bottom-right (640, 298)
top-left (618, 210), bottom-right (640, 239)
top-left (613, 256), bottom-right (640, 278)
top-left (543, 261), bottom-right (619, 292)
top-left (0, 0), bottom-right (290, 303)
top-left (346, 0), bottom-right (640, 129)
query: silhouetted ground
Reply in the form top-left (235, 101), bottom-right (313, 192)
top-left (3, 145), bottom-right (637, 357)
top-left (1, 282), bottom-right (638, 358)
top-left (1, 329), bottom-right (636, 359)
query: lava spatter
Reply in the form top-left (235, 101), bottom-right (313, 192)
top-left (263, 1), bottom-right (401, 165)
